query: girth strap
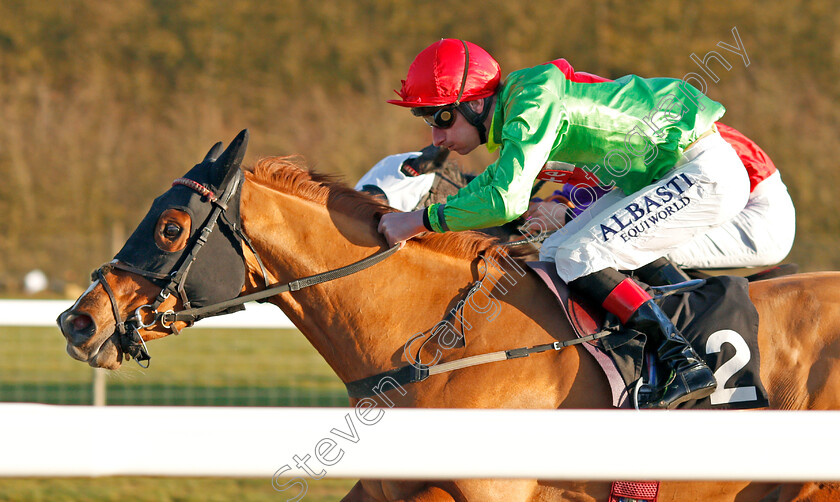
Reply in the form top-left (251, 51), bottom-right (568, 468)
top-left (344, 329), bottom-right (613, 399)
top-left (344, 365), bottom-right (430, 399)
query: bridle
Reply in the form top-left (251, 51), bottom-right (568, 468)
top-left (92, 169), bottom-right (247, 367)
top-left (94, 169), bottom-right (399, 367)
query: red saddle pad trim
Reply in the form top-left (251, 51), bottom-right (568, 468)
top-left (609, 480), bottom-right (660, 501)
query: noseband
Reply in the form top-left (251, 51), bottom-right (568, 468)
top-left (94, 264), bottom-right (154, 367)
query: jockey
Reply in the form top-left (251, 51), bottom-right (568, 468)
top-left (359, 126), bottom-right (796, 284)
top-left (379, 38), bottom-right (755, 409)
top-left (521, 60), bottom-right (796, 284)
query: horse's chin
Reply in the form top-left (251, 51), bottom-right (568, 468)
top-left (91, 339), bottom-right (123, 369)
top-left (66, 335), bottom-right (123, 370)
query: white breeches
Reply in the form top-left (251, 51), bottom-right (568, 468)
top-left (540, 132), bottom-right (751, 282)
top-left (665, 170), bottom-right (795, 269)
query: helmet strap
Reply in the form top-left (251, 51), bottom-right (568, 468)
top-left (453, 40), bottom-right (470, 106)
top-left (453, 40), bottom-right (490, 144)
top-left (457, 95), bottom-right (494, 145)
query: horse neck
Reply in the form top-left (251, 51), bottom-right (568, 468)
top-left (238, 176), bottom-right (572, 386)
top-left (238, 178), bottom-right (469, 382)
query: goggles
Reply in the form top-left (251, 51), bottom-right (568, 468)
top-left (411, 105), bottom-right (459, 129)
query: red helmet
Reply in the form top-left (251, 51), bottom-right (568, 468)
top-left (388, 39), bottom-right (501, 108)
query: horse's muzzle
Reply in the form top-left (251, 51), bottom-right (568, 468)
top-left (57, 309), bottom-right (97, 349)
top-left (58, 308), bottom-right (124, 369)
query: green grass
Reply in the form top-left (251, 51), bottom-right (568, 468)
top-left (0, 326), bottom-right (349, 407)
top-left (0, 477), bottom-right (357, 502)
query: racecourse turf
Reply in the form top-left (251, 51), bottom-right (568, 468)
top-left (0, 477), bottom-right (357, 501)
top-left (1, 326), bottom-right (349, 407)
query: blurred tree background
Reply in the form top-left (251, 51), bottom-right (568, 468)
top-left (1, 0), bottom-right (838, 295)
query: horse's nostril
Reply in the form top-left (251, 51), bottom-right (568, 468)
top-left (73, 315), bottom-right (93, 332)
top-left (60, 311), bottom-right (96, 341)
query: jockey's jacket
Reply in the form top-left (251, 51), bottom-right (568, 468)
top-left (546, 60), bottom-right (778, 193)
top-left (426, 59), bottom-right (725, 233)
top-left (716, 122), bottom-right (776, 192)
top-left (536, 61), bottom-right (778, 211)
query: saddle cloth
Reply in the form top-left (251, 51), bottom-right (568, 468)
top-left (609, 480), bottom-right (659, 502)
top-left (527, 262), bottom-right (769, 410)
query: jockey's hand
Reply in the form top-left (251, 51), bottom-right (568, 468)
top-left (378, 209), bottom-right (427, 248)
top-left (523, 200), bottom-right (571, 232)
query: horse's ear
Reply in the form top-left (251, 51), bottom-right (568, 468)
top-left (203, 141), bottom-right (224, 163)
top-left (210, 129), bottom-right (249, 188)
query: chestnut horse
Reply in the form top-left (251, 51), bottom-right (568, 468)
top-left (58, 131), bottom-right (840, 502)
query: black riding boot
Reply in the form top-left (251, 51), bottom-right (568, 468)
top-left (570, 268), bottom-right (717, 409)
top-left (627, 300), bottom-right (717, 408)
top-left (634, 257), bottom-right (690, 287)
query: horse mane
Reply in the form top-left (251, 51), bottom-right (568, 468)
top-left (245, 156), bottom-right (506, 261)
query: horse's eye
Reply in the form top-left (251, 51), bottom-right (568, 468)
top-left (163, 223), bottom-right (182, 239)
top-left (154, 209), bottom-right (191, 252)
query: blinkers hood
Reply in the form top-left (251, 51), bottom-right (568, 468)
top-left (115, 130), bottom-right (250, 309)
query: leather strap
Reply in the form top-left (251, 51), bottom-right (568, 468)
top-left (344, 330), bottom-right (613, 399)
top-left (171, 244), bottom-right (400, 323)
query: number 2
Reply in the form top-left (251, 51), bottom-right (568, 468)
top-left (705, 329), bottom-right (757, 405)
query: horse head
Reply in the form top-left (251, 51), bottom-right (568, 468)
top-left (57, 130), bottom-right (252, 369)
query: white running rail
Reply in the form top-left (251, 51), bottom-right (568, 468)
top-left (1, 404), bottom-right (838, 480)
top-left (0, 299), bottom-right (293, 328)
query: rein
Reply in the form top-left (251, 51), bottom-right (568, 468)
top-left (166, 244), bottom-right (399, 325)
top-left (498, 230), bottom-right (549, 248)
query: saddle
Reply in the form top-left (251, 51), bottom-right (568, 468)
top-left (527, 261), bottom-right (784, 410)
